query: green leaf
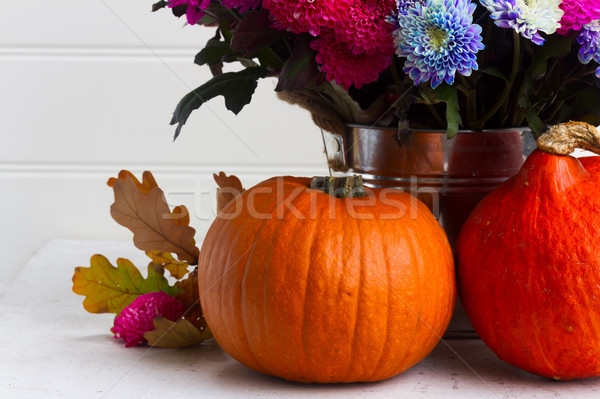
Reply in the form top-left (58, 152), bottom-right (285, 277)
top-left (433, 84), bottom-right (462, 138)
top-left (526, 108), bottom-right (546, 138)
top-left (237, 58), bottom-right (261, 68)
top-left (479, 65), bottom-right (508, 82)
top-left (194, 40), bottom-right (234, 67)
top-left (275, 36), bottom-right (318, 91)
top-left (151, 1), bottom-right (168, 12)
top-left (72, 255), bottom-right (181, 314)
top-left (170, 5), bottom-right (187, 18)
top-left (231, 9), bottom-right (285, 55)
top-left (517, 78), bottom-right (533, 110)
top-left (195, 5), bottom-right (234, 26)
top-left (170, 67), bottom-right (270, 139)
top-left (530, 34), bottom-right (574, 79)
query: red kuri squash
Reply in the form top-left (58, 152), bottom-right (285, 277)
top-left (458, 122), bottom-right (600, 380)
top-left (199, 175), bottom-right (456, 383)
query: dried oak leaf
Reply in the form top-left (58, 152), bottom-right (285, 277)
top-left (146, 251), bottom-right (190, 280)
top-left (174, 268), bottom-right (210, 336)
top-left (72, 255), bottom-right (180, 314)
top-left (144, 317), bottom-right (212, 348)
top-left (213, 171), bottom-right (245, 213)
top-left (108, 170), bottom-right (200, 264)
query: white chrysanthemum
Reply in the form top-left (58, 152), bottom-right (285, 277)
top-left (480, 0), bottom-right (563, 45)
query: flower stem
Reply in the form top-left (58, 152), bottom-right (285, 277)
top-left (459, 75), bottom-right (476, 127)
top-left (473, 31), bottom-right (520, 128)
top-left (427, 104), bottom-right (445, 128)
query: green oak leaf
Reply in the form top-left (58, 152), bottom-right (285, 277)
top-left (73, 255), bottom-right (180, 314)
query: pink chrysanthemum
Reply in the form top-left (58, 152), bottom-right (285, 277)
top-left (334, 0), bottom-right (397, 55)
top-left (558, 0), bottom-right (600, 34)
top-left (168, 0), bottom-right (211, 25)
top-left (262, 0), bottom-right (351, 36)
top-left (112, 292), bottom-right (184, 348)
top-left (221, 0), bottom-right (262, 13)
top-left (311, 30), bottom-right (392, 89)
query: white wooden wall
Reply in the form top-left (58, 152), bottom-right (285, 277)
top-left (0, 0), bottom-right (327, 282)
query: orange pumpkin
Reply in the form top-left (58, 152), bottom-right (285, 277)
top-left (458, 122), bottom-right (600, 380)
top-left (198, 176), bottom-right (455, 383)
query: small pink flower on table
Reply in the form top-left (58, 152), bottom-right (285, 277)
top-left (112, 291), bottom-right (184, 347)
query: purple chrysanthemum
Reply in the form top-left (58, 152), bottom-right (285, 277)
top-left (397, 0), bottom-right (426, 14)
top-left (168, 0), bottom-right (211, 25)
top-left (479, 0), bottom-right (563, 45)
top-left (577, 20), bottom-right (600, 78)
top-left (112, 291), bottom-right (184, 348)
top-left (393, 0), bottom-right (484, 88)
top-left (221, 0), bottom-right (262, 13)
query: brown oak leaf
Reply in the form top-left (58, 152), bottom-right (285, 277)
top-left (108, 170), bottom-right (199, 264)
top-left (144, 317), bottom-right (212, 348)
top-left (174, 268), bottom-right (211, 338)
top-left (213, 171), bottom-right (245, 213)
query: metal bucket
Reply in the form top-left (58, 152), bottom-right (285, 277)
top-left (323, 124), bottom-right (537, 336)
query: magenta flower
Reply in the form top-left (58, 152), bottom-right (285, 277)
top-left (558, 0), bottom-right (600, 34)
top-left (334, 0), bottom-right (397, 55)
top-left (262, 0), bottom-right (352, 36)
top-left (112, 292), bottom-right (184, 348)
top-left (221, 0), bottom-right (262, 12)
top-left (168, 0), bottom-right (211, 25)
top-left (311, 29), bottom-right (392, 89)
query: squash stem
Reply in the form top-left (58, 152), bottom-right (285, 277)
top-left (537, 122), bottom-right (600, 155)
top-left (310, 175), bottom-right (367, 198)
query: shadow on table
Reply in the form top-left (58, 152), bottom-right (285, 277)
top-left (136, 337), bottom-right (600, 396)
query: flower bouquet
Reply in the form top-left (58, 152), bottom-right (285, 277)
top-left (153, 0), bottom-right (600, 139)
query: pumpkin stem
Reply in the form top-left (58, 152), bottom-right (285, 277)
top-left (536, 121), bottom-right (600, 156)
top-left (310, 175), bottom-right (367, 198)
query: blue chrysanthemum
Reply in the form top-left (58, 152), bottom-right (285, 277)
top-left (397, 0), bottom-right (427, 14)
top-left (577, 20), bottom-right (600, 78)
top-left (479, 0), bottom-right (563, 46)
top-left (393, 0), bottom-right (484, 88)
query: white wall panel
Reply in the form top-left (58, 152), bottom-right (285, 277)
top-left (0, 0), bottom-right (208, 48)
top-left (0, 167), bottom-right (324, 283)
top-left (0, 1), bottom-right (328, 282)
top-left (0, 57), bottom-right (325, 166)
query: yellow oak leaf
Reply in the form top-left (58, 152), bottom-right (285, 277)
top-left (108, 170), bottom-right (200, 264)
top-left (144, 317), bottom-right (212, 348)
top-left (213, 171), bottom-right (245, 213)
top-left (72, 255), bottom-right (180, 314)
top-left (146, 251), bottom-right (190, 280)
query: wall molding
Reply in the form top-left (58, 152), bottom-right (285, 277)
top-left (0, 161), bottom-right (327, 177)
top-left (0, 45), bottom-right (197, 60)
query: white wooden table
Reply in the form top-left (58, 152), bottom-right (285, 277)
top-left (1, 239), bottom-right (599, 398)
